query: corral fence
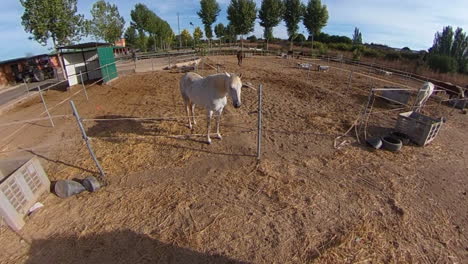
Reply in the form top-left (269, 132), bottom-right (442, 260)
top-left (0, 60), bottom-right (121, 153)
top-left (67, 80), bottom-right (264, 180)
top-left (1, 54), bottom-right (265, 184)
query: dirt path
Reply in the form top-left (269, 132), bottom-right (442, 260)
top-left (0, 56), bottom-right (467, 263)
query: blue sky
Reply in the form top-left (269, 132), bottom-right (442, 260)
top-left (1, 0), bottom-right (468, 61)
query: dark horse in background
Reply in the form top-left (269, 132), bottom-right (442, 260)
top-left (237, 50), bottom-right (243, 66)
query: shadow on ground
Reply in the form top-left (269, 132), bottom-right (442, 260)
top-left (85, 115), bottom-right (182, 141)
top-left (25, 229), bottom-right (246, 264)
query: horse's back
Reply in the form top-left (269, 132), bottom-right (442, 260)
top-left (180, 72), bottom-right (203, 87)
top-left (180, 72), bottom-right (203, 97)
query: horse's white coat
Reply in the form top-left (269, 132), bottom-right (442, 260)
top-left (180, 72), bottom-right (242, 144)
top-left (414, 82), bottom-right (435, 112)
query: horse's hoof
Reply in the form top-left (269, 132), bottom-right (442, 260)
top-left (216, 134), bottom-right (222, 140)
top-left (207, 139), bottom-right (212, 144)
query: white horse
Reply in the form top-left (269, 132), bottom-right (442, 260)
top-left (180, 72), bottom-right (243, 144)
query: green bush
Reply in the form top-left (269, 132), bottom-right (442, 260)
top-left (293, 34), bottom-right (306, 43)
top-left (400, 52), bottom-right (420, 60)
top-left (246, 35), bottom-right (257, 43)
top-left (311, 41), bottom-right (327, 51)
top-left (384, 51), bottom-right (401, 61)
top-left (328, 42), bottom-right (353, 51)
top-left (362, 47), bottom-right (380, 58)
top-left (352, 48), bottom-right (361, 61)
top-left (319, 44), bottom-right (328, 55)
top-left (428, 54), bottom-right (458, 73)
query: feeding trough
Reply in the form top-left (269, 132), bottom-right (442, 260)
top-left (381, 88), bottom-right (411, 105)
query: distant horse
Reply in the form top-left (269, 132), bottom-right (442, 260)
top-left (237, 50), bottom-right (243, 66)
top-left (180, 72), bottom-right (243, 144)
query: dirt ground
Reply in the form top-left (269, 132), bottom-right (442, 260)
top-left (0, 55), bottom-right (467, 263)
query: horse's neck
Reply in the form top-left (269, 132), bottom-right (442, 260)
top-left (207, 74), bottom-right (228, 98)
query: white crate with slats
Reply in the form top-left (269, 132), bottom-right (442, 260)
top-left (0, 157), bottom-right (50, 231)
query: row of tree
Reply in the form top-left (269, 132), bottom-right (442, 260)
top-left (19, 0), bottom-right (331, 52)
top-left (124, 4), bottom-right (174, 51)
top-left (207, 0), bottom-right (329, 51)
top-left (428, 26), bottom-right (468, 73)
top-left (20, 0), bottom-right (126, 50)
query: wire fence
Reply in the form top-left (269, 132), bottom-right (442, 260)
top-left (1, 49), bottom-right (465, 165)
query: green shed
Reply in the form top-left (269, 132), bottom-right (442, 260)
top-left (59, 42), bottom-right (118, 86)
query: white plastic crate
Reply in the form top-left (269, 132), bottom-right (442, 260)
top-left (395, 111), bottom-right (443, 146)
top-left (0, 157), bottom-right (50, 231)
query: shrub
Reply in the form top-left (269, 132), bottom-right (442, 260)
top-left (352, 48), bottom-right (361, 61)
top-left (318, 44), bottom-right (328, 55)
top-left (384, 51), bottom-right (401, 61)
top-left (400, 52), bottom-right (420, 60)
top-left (362, 47), bottom-right (380, 58)
top-left (328, 42), bottom-right (353, 51)
top-left (312, 41), bottom-right (327, 51)
top-left (293, 34), bottom-right (306, 43)
top-left (247, 35), bottom-right (257, 43)
top-left (428, 54), bottom-right (459, 73)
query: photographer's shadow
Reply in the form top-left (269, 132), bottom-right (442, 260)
top-left (26, 229), bottom-right (246, 264)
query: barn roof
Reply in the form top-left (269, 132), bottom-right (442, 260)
top-left (0, 53), bottom-right (50, 65)
top-left (58, 42), bottom-right (111, 51)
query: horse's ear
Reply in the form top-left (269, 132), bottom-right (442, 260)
top-left (238, 73), bottom-right (243, 79)
top-left (224, 72), bottom-right (231, 77)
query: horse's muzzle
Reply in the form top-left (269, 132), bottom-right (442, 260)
top-left (234, 102), bottom-right (241, 108)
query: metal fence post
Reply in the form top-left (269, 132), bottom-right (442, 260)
top-left (23, 80), bottom-right (29, 94)
top-left (104, 64), bottom-right (109, 83)
top-left (69, 100), bottom-right (106, 180)
top-left (79, 71), bottom-right (89, 101)
top-left (257, 84), bottom-right (263, 160)
top-left (38, 87), bottom-right (54, 127)
top-left (347, 71), bottom-right (354, 92)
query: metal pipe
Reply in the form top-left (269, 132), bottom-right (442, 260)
top-left (69, 100), bottom-right (106, 180)
top-left (38, 87), bottom-right (54, 127)
top-left (257, 84), bottom-right (263, 160)
top-left (79, 71), bottom-right (88, 101)
top-left (347, 71), bottom-right (353, 92)
top-left (23, 79), bottom-right (29, 94)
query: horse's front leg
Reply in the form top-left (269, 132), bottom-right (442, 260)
top-left (191, 104), bottom-right (197, 125)
top-left (215, 109), bottom-right (223, 140)
top-left (206, 110), bottom-right (213, 144)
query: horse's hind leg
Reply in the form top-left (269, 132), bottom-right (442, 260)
top-left (206, 110), bottom-right (213, 144)
top-left (215, 110), bottom-right (223, 140)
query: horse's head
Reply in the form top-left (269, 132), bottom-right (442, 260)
top-left (225, 72), bottom-right (242, 108)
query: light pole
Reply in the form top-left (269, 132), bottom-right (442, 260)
top-left (177, 13), bottom-right (181, 50)
top-left (190, 22), bottom-right (195, 50)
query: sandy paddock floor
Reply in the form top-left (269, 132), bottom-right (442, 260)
top-left (0, 56), bottom-right (467, 263)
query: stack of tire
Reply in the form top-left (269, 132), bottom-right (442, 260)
top-left (366, 132), bottom-right (410, 152)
